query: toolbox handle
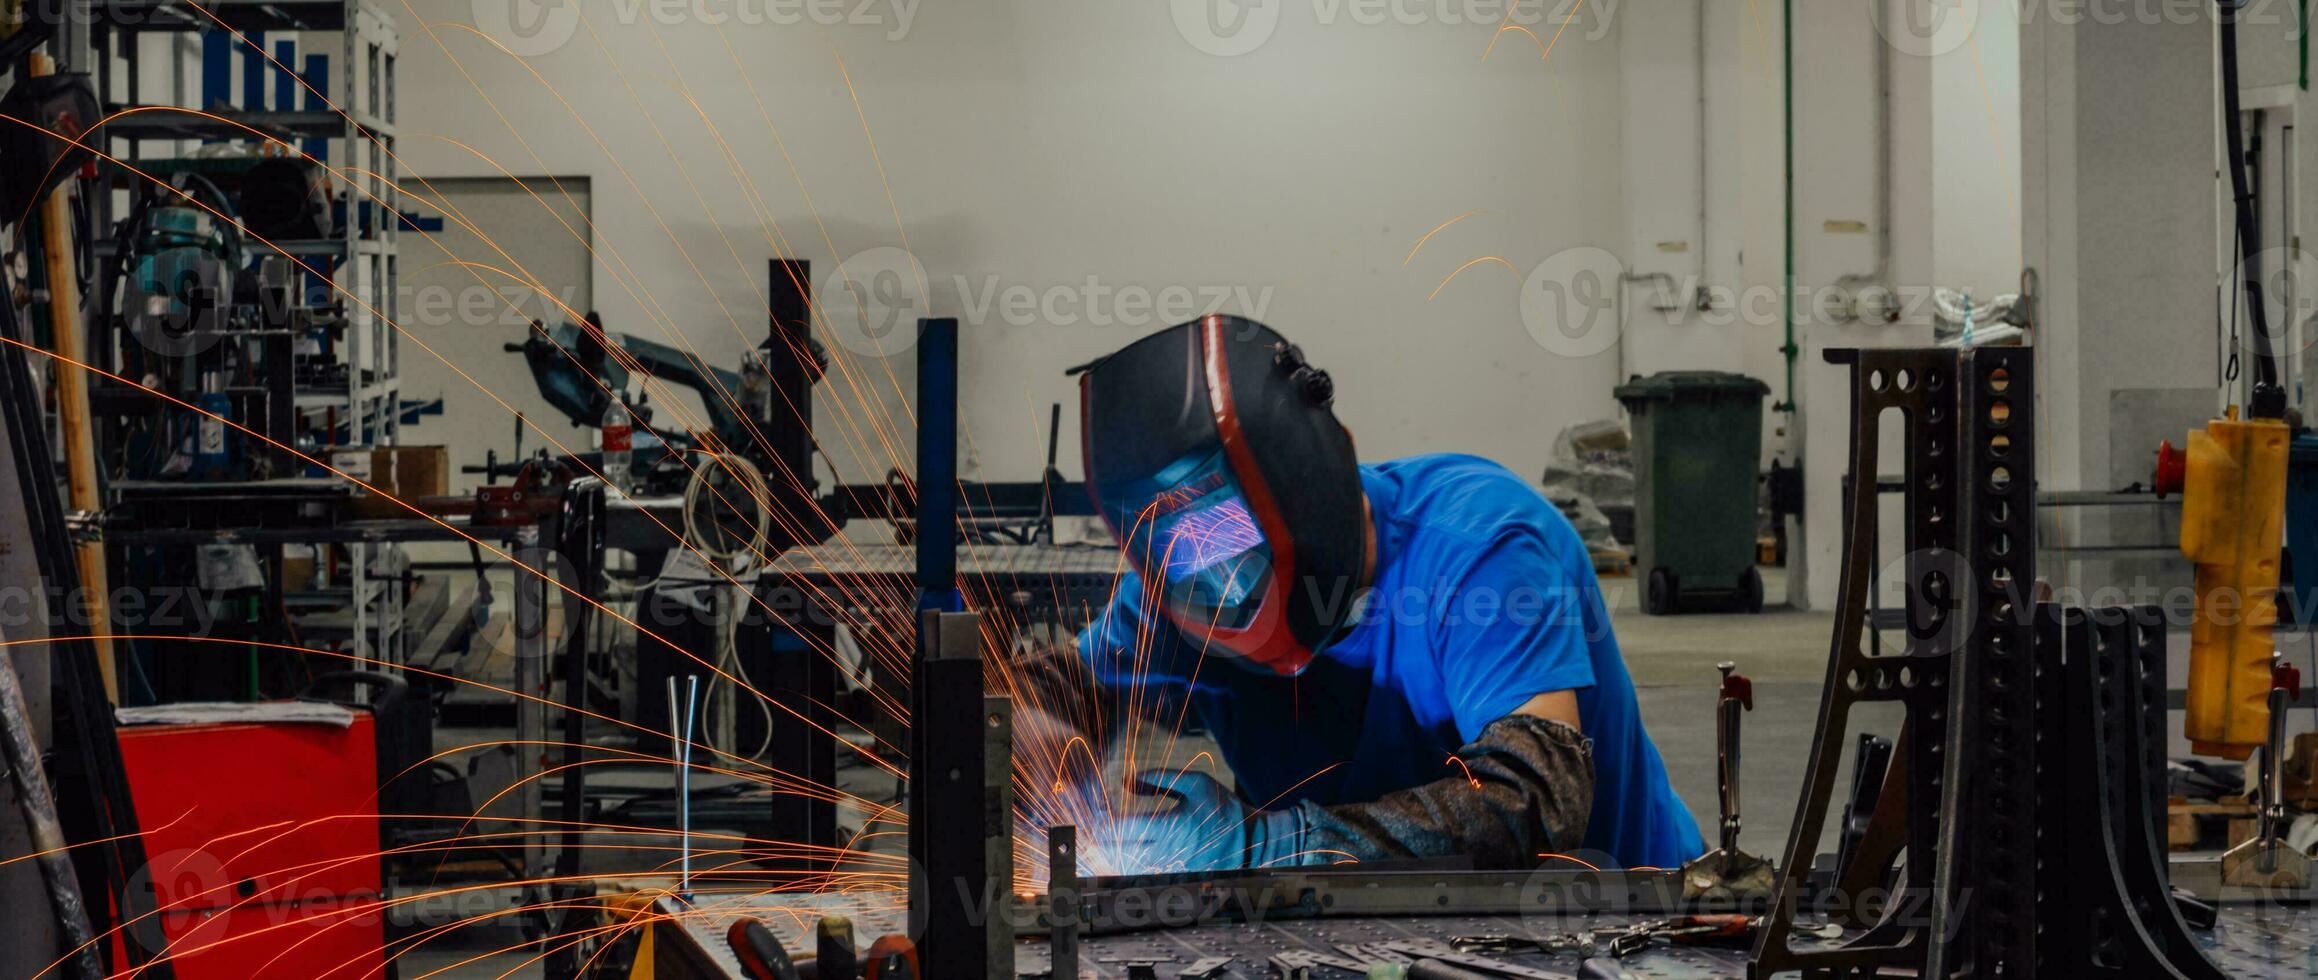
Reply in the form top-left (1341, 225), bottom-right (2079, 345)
top-left (298, 670), bottom-right (409, 714)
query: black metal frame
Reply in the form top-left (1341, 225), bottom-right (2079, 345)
top-left (2034, 604), bottom-right (2226, 978)
top-left (545, 478), bottom-right (606, 980)
top-left (907, 610), bottom-right (1014, 978)
top-left (1750, 347), bottom-right (2039, 977)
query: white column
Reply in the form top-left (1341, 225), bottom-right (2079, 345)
top-left (2021, 3), bottom-right (2219, 598)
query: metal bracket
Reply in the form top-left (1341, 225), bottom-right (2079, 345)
top-left (2034, 605), bottom-right (2227, 978)
top-left (1749, 347), bottom-right (2039, 977)
top-left (1378, 942), bottom-right (1576, 980)
top-left (1175, 956), bottom-right (1231, 979)
top-left (1049, 826), bottom-right (1079, 980)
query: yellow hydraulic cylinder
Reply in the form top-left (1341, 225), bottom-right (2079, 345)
top-left (2177, 411), bottom-right (2290, 761)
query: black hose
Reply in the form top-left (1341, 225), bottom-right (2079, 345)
top-left (2220, 0), bottom-right (2287, 418)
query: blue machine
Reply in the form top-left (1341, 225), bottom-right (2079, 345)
top-left (2285, 433), bottom-right (2318, 626)
top-left (510, 318), bottom-right (778, 456)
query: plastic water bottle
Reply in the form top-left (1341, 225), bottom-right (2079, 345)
top-left (601, 400), bottom-right (632, 491)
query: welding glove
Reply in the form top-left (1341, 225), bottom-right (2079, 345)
top-left (1106, 716), bottom-right (1593, 873)
top-left (1293, 714), bottom-right (1596, 869)
top-left (1107, 771), bottom-right (1314, 872)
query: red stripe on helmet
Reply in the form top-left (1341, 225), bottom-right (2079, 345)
top-left (1154, 315), bottom-right (1314, 675)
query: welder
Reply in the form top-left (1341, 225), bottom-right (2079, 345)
top-left (1020, 315), bottom-right (1704, 874)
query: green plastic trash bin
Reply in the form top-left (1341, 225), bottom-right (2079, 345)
top-left (1613, 371), bottom-right (1771, 615)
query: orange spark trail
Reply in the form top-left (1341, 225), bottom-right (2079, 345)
top-left (1406, 210), bottom-right (1486, 265)
top-left (1429, 256), bottom-right (1521, 300)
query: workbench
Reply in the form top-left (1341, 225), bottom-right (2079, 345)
top-left (638, 887), bottom-right (2318, 978)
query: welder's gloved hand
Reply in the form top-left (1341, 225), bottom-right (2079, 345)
top-left (1107, 771), bottom-right (1312, 872)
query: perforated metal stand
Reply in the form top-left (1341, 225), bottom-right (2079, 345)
top-left (2034, 605), bottom-right (2226, 979)
top-left (1749, 347), bottom-right (2039, 978)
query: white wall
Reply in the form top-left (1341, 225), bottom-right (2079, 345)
top-left (1777, 0), bottom-right (2026, 610)
top-left (1930, 1), bottom-right (2020, 308)
top-left (391, 0), bottom-right (2039, 612)
top-left (1610, 1), bottom-right (2031, 610)
top-left (389, 0), bottom-right (1629, 492)
top-left (1617, 2), bottom-right (1788, 453)
top-left (2024, 6), bottom-right (2219, 495)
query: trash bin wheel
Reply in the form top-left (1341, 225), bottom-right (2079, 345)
top-left (1737, 566), bottom-right (1764, 614)
top-left (1646, 567), bottom-right (1680, 616)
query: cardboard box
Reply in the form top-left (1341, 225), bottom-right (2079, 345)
top-left (347, 445), bottom-right (449, 518)
top-left (281, 544), bottom-right (317, 591)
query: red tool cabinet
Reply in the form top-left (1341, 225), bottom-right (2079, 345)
top-left (114, 705), bottom-right (389, 979)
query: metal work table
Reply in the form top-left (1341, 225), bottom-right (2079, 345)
top-left (766, 538), bottom-right (1121, 581)
top-left (646, 888), bottom-right (2318, 978)
top-left (760, 538), bottom-right (1121, 641)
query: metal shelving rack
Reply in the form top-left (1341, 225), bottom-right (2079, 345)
top-left (83, 0), bottom-right (407, 665)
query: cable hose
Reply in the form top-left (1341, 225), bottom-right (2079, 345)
top-left (683, 454), bottom-right (776, 758)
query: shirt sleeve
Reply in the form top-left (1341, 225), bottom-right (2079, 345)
top-left (1433, 530), bottom-right (1599, 744)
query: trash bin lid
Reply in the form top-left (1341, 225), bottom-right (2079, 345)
top-left (1614, 371), bottom-right (1772, 404)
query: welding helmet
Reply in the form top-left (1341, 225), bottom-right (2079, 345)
top-left (1076, 316), bottom-right (1366, 676)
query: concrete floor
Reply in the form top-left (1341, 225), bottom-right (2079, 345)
top-left (1607, 568), bottom-right (1882, 865)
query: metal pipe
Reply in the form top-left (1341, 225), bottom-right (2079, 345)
top-left (1698, 0), bottom-right (1712, 295)
top-left (1875, 0), bottom-right (1893, 281)
top-left (681, 674), bottom-right (699, 897)
top-left (916, 318), bottom-right (961, 612)
top-left (1777, 0), bottom-right (1798, 413)
top-left (511, 525), bottom-right (546, 921)
top-left (30, 54), bottom-right (116, 702)
top-left (0, 634), bottom-right (105, 980)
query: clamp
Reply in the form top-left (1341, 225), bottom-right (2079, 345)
top-left (2221, 654), bottom-right (2314, 889)
top-left (1682, 662), bottom-right (1774, 899)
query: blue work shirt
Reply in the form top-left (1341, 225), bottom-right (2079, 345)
top-left (1076, 453), bottom-right (1705, 870)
